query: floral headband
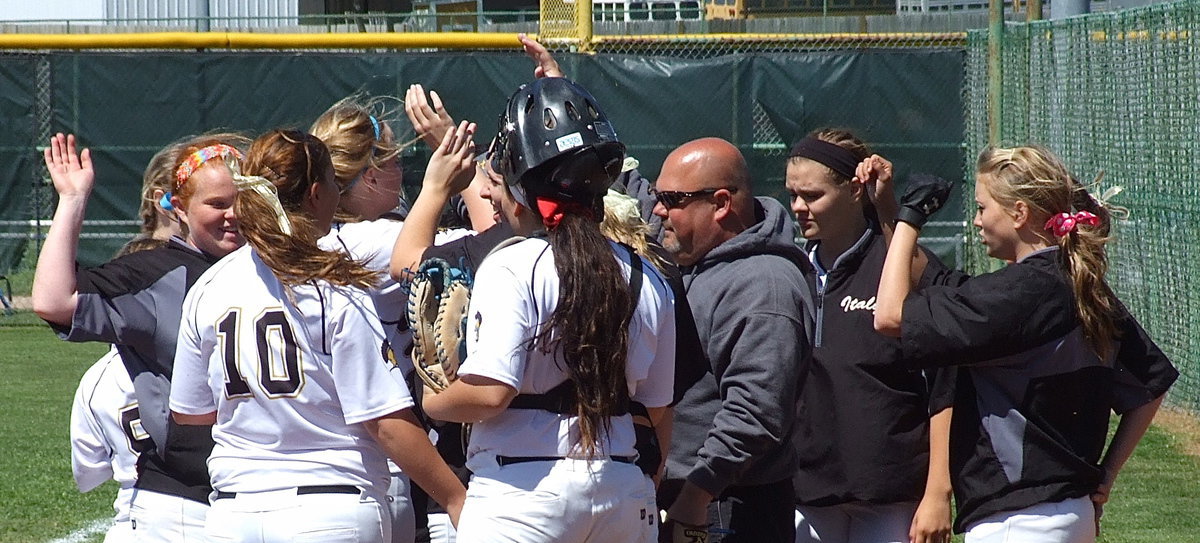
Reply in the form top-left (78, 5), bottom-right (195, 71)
top-left (174, 144), bottom-right (245, 188)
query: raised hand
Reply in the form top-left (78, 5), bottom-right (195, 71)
top-left (854, 154), bottom-right (894, 206)
top-left (519, 33), bottom-right (564, 78)
top-left (423, 120), bottom-right (477, 198)
top-left (897, 173), bottom-right (953, 228)
top-left (405, 84), bottom-right (456, 149)
top-left (43, 133), bottom-right (94, 198)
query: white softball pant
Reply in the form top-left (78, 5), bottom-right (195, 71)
top-left (204, 488), bottom-right (390, 543)
top-left (102, 519), bottom-right (135, 543)
top-left (427, 512), bottom-right (457, 543)
top-left (387, 473), bottom-right (416, 543)
top-left (456, 458), bottom-right (657, 543)
top-left (794, 501), bottom-right (918, 543)
top-left (129, 488), bottom-right (208, 542)
top-left (965, 496), bottom-right (1095, 543)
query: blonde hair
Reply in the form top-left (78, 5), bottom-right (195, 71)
top-left (599, 190), bottom-right (666, 270)
top-left (308, 93), bottom-right (410, 222)
top-left (139, 142), bottom-right (187, 235)
top-left (236, 129), bottom-right (378, 289)
top-left (976, 145), bottom-right (1120, 359)
top-left (116, 235), bottom-right (169, 257)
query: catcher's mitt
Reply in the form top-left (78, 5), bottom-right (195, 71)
top-left (407, 258), bottom-right (472, 393)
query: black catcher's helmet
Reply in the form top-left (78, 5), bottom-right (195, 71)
top-left (490, 78), bottom-right (626, 210)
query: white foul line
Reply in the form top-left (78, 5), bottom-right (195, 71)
top-left (47, 518), bottom-right (111, 543)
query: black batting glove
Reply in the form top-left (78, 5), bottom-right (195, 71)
top-left (896, 173), bottom-right (953, 228)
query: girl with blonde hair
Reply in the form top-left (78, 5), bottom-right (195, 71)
top-left (874, 145), bottom-right (1177, 542)
top-left (310, 91), bottom-right (478, 542)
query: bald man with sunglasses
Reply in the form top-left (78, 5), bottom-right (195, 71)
top-left (652, 138), bottom-right (814, 543)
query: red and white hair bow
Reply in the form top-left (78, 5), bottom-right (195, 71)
top-left (1044, 211), bottom-right (1100, 237)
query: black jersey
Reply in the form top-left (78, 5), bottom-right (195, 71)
top-left (52, 238), bottom-right (219, 503)
top-left (793, 226), bottom-right (955, 506)
top-left (900, 247), bottom-right (1178, 532)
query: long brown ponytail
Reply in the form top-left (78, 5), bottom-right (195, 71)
top-left (530, 211), bottom-right (634, 459)
top-left (236, 129), bottom-right (378, 289)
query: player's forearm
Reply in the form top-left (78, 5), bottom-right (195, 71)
top-left (422, 374), bottom-right (516, 423)
top-left (171, 410), bottom-right (217, 425)
top-left (1100, 394), bottom-right (1165, 486)
top-left (924, 407), bottom-right (953, 500)
top-left (874, 221), bottom-right (920, 337)
top-left (365, 410), bottom-right (466, 516)
top-left (649, 406), bottom-right (672, 463)
top-left (389, 184), bottom-right (451, 281)
top-left (32, 194), bottom-right (88, 325)
top-left (462, 173), bottom-right (496, 232)
top-left (642, 406), bottom-right (672, 483)
top-left (665, 481), bottom-right (713, 525)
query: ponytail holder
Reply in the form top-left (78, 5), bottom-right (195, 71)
top-left (368, 115), bottom-right (382, 141)
top-left (233, 174), bottom-right (293, 235)
top-left (535, 196), bottom-right (594, 230)
top-left (159, 192), bottom-right (174, 211)
top-left (175, 144), bottom-right (244, 189)
top-left (1045, 211), bottom-right (1100, 237)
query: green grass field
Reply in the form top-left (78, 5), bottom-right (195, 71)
top-left (1, 320), bottom-right (1197, 542)
top-left (1, 324), bottom-right (113, 543)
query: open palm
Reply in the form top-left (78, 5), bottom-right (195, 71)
top-left (43, 133), bottom-right (94, 198)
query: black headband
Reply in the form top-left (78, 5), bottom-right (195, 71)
top-left (789, 137), bottom-right (859, 180)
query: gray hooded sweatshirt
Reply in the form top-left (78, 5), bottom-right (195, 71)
top-left (666, 196), bottom-right (814, 497)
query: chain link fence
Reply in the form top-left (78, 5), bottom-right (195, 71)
top-left (964, 0), bottom-right (1200, 411)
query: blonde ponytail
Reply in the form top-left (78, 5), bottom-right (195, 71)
top-left (977, 146), bottom-right (1122, 359)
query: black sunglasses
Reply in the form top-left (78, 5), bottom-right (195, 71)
top-left (651, 187), bottom-right (737, 210)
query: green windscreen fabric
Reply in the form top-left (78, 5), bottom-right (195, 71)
top-left (3, 48), bottom-right (965, 270)
top-left (0, 55), bottom-right (37, 274)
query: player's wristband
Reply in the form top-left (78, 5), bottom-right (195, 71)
top-left (896, 206), bottom-right (930, 228)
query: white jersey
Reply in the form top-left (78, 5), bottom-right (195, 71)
top-left (169, 245), bottom-right (413, 497)
top-left (321, 219), bottom-right (472, 481)
top-left (70, 346), bottom-right (146, 521)
top-left (457, 238), bottom-right (676, 472)
top-left (320, 219), bottom-right (472, 376)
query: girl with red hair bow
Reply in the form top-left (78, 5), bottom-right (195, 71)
top-left (873, 145), bottom-right (1177, 543)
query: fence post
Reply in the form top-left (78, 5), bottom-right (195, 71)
top-left (1027, 0), bottom-right (1042, 21)
top-left (576, 0), bottom-right (593, 52)
top-left (194, 0), bottom-right (210, 32)
top-left (987, 0), bottom-right (1003, 145)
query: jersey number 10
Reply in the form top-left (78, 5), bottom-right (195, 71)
top-left (217, 309), bottom-right (303, 398)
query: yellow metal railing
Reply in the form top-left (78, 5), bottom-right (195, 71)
top-left (0, 32), bottom-right (529, 50)
top-left (0, 30), bottom-right (967, 51)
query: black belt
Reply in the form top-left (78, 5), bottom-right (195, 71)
top-left (495, 455), bottom-right (637, 467)
top-left (213, 485), bottom-right (360, 500)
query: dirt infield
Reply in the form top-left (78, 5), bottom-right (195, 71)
top-left (1154, 406), bottom-right (1200, 458)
